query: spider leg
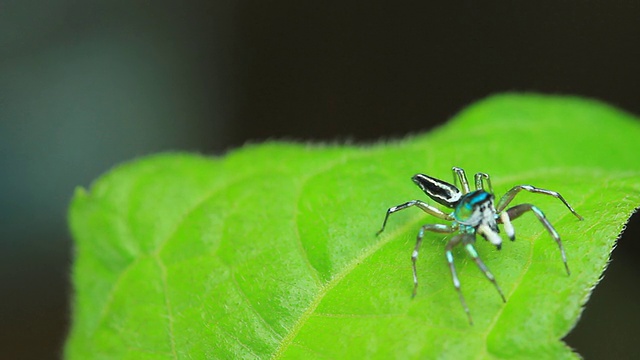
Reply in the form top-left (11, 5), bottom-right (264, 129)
top-left (412, 224), bottom-right (456, 298)
top-left (452, 167), bottom-right (471, 194)
top-left (496, 185), bottom-right (584, 221)
top-left (497, 211), bottom-right (516, 241)
top-left (477, 224), bottom-right (504, 250)
top-left (445, 234), bottom-right (473, 325)
top-left (505, 203), bottom-right (571, 275)
top-left (377, 200), bottom-right (454, 235)
top-left (474, 172), bottom-right (494, 193)
top-left (461, 234), bottom-right (506, 303)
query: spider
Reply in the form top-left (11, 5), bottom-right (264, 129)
top-left (376, 167), bottom-right (583, 324)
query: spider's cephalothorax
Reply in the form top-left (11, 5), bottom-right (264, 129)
top-left (377, 167), bottom-right (583, 325)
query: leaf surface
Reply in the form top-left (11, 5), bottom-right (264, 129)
top-left (67, 94), bottom-right (640, 359)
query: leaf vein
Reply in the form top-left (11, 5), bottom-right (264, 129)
top-left (155, 256), bottom-right (178, 360)
top-left (230, 270), bottom-right (281, 339)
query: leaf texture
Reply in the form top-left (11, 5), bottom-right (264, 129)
top-left (67, 94), bottom-right (640, 359)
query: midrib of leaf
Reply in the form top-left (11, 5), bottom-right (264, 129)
top-left (273, 166), bottom-right (632, 359)
top-left (271, 202), bottom-right (484, 357)
top-left (271, 203), bottom-right (413, 359)
top-left (270, 161), bottom-right (524, 357)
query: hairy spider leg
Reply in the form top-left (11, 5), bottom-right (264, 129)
top-left (505, 203), bottom-right (571, 275)
top-left (412, 223), bottom-right (456, 298)
top-left (377, 200), bottom-right (454, 235)
top-left (474, 172), bottom-right (494, 194)
top-left (452, 167), bottom-right (471, 194)
top-left (445, 234), bottom-right (473, 325)
top-left (496, 185), bottom-right (584, 221)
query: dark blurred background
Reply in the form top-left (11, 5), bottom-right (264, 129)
top-left (1, 1), bottom-right (639, 359)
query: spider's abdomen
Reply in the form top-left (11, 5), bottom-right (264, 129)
top-left (453, 190), bottom-right (497, 228)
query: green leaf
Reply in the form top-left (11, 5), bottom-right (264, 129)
top-left (67, 94), bottom-right (640, 359)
